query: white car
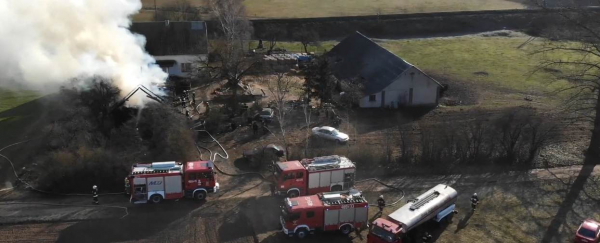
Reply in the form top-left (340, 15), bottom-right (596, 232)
top-left (311, 126), bottom-right (349, 143)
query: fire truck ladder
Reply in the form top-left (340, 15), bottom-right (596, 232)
top-left (325, 197), bottom-right (366, 205)
top-left (409, 191), bottom-right (440, 210)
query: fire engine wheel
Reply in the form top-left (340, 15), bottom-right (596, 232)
top-left (296, 229), bottom-right (308, 239)
top-left (195, 191), bottom-right (207, 201)
top-left (150, 194), bottom-right (163, 204)
top-left (340, 225), bottom-right (353, 235)
top-left (287, 190), bottom-right (299, 198)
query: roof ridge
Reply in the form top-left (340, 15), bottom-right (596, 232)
top-left (352, 31), bottom-right (413, 68)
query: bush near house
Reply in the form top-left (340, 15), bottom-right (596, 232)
top-left (33, 82), bottom-right (196, 193)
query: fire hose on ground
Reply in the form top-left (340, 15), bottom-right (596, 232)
top-left (194, 129), bottom-right (405, 207)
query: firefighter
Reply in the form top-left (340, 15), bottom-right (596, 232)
top-left (262, 121), bottom-right (268, 135)
top-left (377, 195), bottom-right (386, 213)
top-left (252, 122), bottom-right (258, 135)
top-left (92, 185), bottom-right (99, 205)
top-left (124, 177), bottom-right (130, 195)
top-left (471, 193), bottom-right (479, 211)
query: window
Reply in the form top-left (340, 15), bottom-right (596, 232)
top-left (189, 173), bottom-right (197, 180)
top-left (369, 95), bottom-right (376, 102)
top-left (306, 211), bottom-right (315, 218)
top-left (284, 172), bottom-right (295, 180)
top-left (296, 172), bottom-right (304, 179)
top-left (578, 228), bottom-right (597, 239)
top-left (290, 213), bottom-right (301, 221)
top-left (181, 63), bottom-right (192, 72)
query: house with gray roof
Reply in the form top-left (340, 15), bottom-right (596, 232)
top-left (328, 32), bottom-right (443, 108)
top-left (130, 21), bottom-right (208, 79)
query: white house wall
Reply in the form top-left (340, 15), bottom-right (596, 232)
top-left (360, 67), bottom-right (439, 108)
top-left (153, 55), bottom-right (207, 78)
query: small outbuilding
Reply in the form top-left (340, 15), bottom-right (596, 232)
top-left (328, 32), bottom-right (444, 108)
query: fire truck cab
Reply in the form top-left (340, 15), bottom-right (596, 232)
top-left (280, 189), bottom-right (369, 239)
top-left (367, 184), bottom-right (458, 243)
top-left (273, 155), bottom-right (355, 198)
top-left (129, 161), bottom-right (219, 204)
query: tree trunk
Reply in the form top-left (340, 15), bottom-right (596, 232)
top-left (302, 43), bottom-right (309, 54)
top-left (587, 89), bottom-right (600, 158)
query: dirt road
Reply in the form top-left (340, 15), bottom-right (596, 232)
top-left (1, 163), bottom-right (599, 243)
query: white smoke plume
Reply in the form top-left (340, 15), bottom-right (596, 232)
top-left (0, 0), bottom-right (167, 100)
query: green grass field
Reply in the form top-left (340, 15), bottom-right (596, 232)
top-left (266, 33), bottom-right (581, 102)
top-left (0, 89), bottom-right (40, 114)
top-left (135, 0), bottom-right (530, 21)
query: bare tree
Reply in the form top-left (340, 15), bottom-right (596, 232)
top-left (293, 28), bottom-right (320, 54)
top-left (257, 25), bottom-right (288, 54)
top-left (302, 95), bottom-right (312, 157)
top-left (264, 66), bottom-right (298, 158)
top-left (198, 0), bottom-right (258, 111)
top-left (533, 7), bottom-right (600, 157)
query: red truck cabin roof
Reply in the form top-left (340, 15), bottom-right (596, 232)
top-left (185, 161), bottom-right (214, 172)
top-left (285, 195), bottom-right (323, 211)
top-left (276, 161), bottom-right (304, 172)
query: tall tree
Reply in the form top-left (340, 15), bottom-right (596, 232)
top-left (263, 65), bottom-right (298, 158)
top-left (303, 57), bottom-right (338, 104)
top-left (293, 28), bottom-right (319, 54)
top-left (199, 0), bottom-right (258, 111)
top-left (257, 25), bottom-right (288, 54)
top-left (534, 7), bottom-right (600, 157)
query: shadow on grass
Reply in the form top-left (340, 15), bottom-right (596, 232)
top-left (56, 200), bottom-right (205, 243)
top-left (454, 209), bottom-right (474, 234)
top-left (540, 155), bottom-right (598, 242)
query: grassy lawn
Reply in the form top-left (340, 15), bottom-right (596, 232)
top-left (135, 0), bottom-right (530, 21)
top-left (0, 89), bottom-right (40, 114)
top-left (267, 33), bottom-right (587, 107)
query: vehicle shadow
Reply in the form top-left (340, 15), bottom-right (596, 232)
top-left (540, 155), bottom-right (598, 242)
top-left (260, 230), bottom-right (355, 243)
top-left (217, 196), bottom-right (282, 242)
top-left (454, 209), bottom-right (474, 234)
top-left (55, 200), bottom-right (205, 243)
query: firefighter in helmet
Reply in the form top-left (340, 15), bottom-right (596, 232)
top-left (92, 185), bottom-right (99, 205)
top-left (124, 177), bottom-right (130, 195)
top-left (471, 193), bottom-right (479, 211)
top-left (377, 195), bottom-right (386, 213)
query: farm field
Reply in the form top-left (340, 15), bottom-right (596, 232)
top-left (263, 31), bottom-right (575, 107)
top-left (0, 31), bottom-right (594, 243)
top-left (134, 0), bottom-right (531, 21)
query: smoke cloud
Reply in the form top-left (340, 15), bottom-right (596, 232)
top-left (0, 0), bottom-right (167, 98)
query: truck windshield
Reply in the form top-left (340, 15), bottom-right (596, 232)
top-left (578, 228), bottom-right (597, 238)
top-left (370, 225), bottom-right (396, 243)
top-left (281, 208), bottom-right (300, 222)
top-left (274, 165), bottom-right (284, 178)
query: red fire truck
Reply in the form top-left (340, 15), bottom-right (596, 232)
top-left (280, 189), bottom-right (369, 239)
top-left (128, 161), bottom-right (219, 204)
top-left (367, 184), bottom-right (458, 243)
top-left (272, 155), bottom-right (356, 198)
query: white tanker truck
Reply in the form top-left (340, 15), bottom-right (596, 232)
top-left (367, 184), bottom-right (458, 243)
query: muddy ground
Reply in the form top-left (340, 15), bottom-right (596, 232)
top-left (2, 160), bottom-right (600, 243)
